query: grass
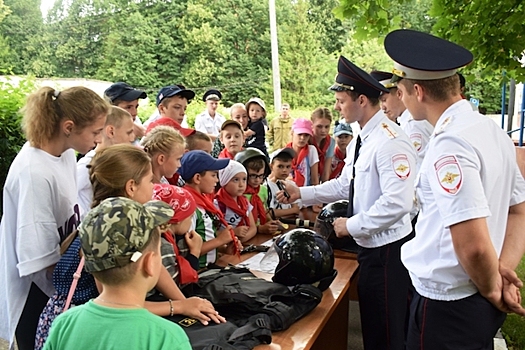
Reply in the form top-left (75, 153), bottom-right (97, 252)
top-left (502, 257), bottom-right (525, 349)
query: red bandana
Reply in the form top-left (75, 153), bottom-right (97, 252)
top-left (215, 188), bottom-right (250, 226)
top-left (183, 185), bottom-right (240, 256)
top-left (286, 142), bottom-right (309, 187)
top-left (244, 185), bottom-right (267, 225)
top-left (218, 148), bottom-right (235, 160)
top-left (330, 147), bottom-right (346, 180)
top-left (161, 232), bottom-right (198, 285)
top-left (312, 135), bottom-right (331, 178)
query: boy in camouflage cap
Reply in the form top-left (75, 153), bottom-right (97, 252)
top-left (43, 197), bottom-right (192, 350)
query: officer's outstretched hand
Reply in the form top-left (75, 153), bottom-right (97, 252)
top-left (333, 218), bottom-right (350, 238)
top-left (276, 180), bottom-right (300, 204)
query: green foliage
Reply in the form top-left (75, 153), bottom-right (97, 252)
top-left (0, 77), bottom-right (35, 210)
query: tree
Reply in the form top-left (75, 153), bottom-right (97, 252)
top-left (334, 0), bottom-right (525, 80)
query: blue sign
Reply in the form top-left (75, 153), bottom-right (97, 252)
top-left (470, 98), bottom-right (479, 107)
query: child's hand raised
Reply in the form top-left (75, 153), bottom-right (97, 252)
top-left (185, 230), bottom-right (203, 257)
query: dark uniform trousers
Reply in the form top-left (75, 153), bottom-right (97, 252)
top-left (406, 291), bottom-right (506, 350)
top-left (357, 231), bottom-right (414, 350)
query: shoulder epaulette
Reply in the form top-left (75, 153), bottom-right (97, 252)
top-left (380, 122), bottom-right (399, 139)
top-left (434, 116), bottom-right (452, 136)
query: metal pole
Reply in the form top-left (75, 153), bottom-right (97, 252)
top-left (508, 79), bottom-right (516, 134)
top-left (501, 71), bottom-right (506, 129)
top-left (518, 83), bottom-right (525, 147)
top-left (269, 0), bottom-right (282, 113)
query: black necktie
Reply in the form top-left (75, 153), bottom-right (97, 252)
top-left (347, 135), bottom-right (362, 217)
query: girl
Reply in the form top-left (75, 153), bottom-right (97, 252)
top-left (310, 107), bottom-right (336, 183)
top-left (286, 118), bottom-right (319, 188)
top-left (152, 184), bottom-right (203, 286)
top-left (77, 106), bottom-right (135, 218)
top-left (216, 161), bottom-right (257, 243)
top-left (141, 125), bottom-right (185, 184)
top-left (244, 97), bottom-right (268, 156)
top-left (35, 145), bottom-right (223, 349)
top-left (330, 121), bottom-right (353, 179)
top-left (0, 86), bottom-right (109, 350)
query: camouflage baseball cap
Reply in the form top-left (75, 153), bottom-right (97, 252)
top-left (78, 197), bottom-right (174, 273)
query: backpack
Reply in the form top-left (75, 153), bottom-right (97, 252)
top-left (187, 265), bottom-right (323, 331)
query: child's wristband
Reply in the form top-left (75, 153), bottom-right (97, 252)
top-left (168, 299), bottom-right (174, 317)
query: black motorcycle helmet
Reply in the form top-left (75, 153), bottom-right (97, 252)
top-left (314, 200), bottom-right (360, 253)
top-left (234, 147), bottom-right (270, 178)
top-left (271, 229), bottom-right (337, 291)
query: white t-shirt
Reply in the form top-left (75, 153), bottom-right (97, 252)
top-left (77, 150), bottom-right (96, 220)
top-left (264, 179), bottom-right (301, 210)
top-left (294, 145), bottom-right (319, 186)
top-left (402, 100), bottom-right (525, 301)
top-left (215, 199), bottom-right (253, 229)
top-left (0, 143), bottom-right (80, 345)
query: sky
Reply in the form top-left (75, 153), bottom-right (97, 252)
top-left (40, 0), bottom-right (56, 17)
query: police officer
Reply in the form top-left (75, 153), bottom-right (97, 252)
top-left (384, 29), bottom-right (525, 349)
top-left (277, 55), bottom-right (417, 350)
top-left (371, 70), bottom-right (433, 171)
top-left (194, 89), bottom-right (226, 142)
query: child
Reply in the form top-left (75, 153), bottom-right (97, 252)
top-left (35, 145), bottom-right (222, 349)
top-left (179, 151), bottom-right (242, 268)
top-left (265, 148), bottom-right (300, 219)
top-left (215, 161), bottom-right (257, 243)
top-left (310, 107), bottom-right (336, 183)
top-left (77, 106), bottom-right (135, 218)
top-left (211, 103), bottom-right (250, 158)
top-left (330, 122), bottom-right (353, 180)
top-left (286, 118), bottom-right (319, 187)
top-left (0, 86), bottom-right (109, 350)
top-left (104, 82), bottom-right (147, 141)
top-left (145, 85), bottom-right (196, 138)
top-left (43, 197), bottom-right (192, 350)
top-left (152, 184), bottom-right (202, 286)
top-left (186, 131), bottom-right (213, 154)
top-left (244, 97), bottom-right (267, 156)
top-left (235, 148), bottom-right (280, 235)
top-left (218, 120), bottom-right (245, 160)
top-left (141, 125), bottom-right (185, 184)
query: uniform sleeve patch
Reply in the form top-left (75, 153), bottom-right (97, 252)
top-left (434, 155), bottom-right (462, 195)
top-left (392, 154), bottom-right (411, 179)
top-left (410, 133), bottom-right (422, 151)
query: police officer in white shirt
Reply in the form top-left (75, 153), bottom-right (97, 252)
top-left (371, 70), bottom-right (433, 171)
top-left (277, 55), bottom-right (417, 350)
top-left (194, 89), bottom-right (226, 142)
top-left (385, 29), bottom-right (525, 350)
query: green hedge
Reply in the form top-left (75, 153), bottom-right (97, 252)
top-left (0, 78), bottom-right (35, 213)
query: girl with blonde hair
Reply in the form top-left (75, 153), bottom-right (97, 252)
top-left (0, 86), bottom-right (109, 350)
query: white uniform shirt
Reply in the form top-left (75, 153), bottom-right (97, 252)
top-left (194, 111), bottom-right (226, 137)
top-left (0, 144), bottom-right (80, 345)
top-left (301, 110), bottom-right (417, 248)
top-left (401, 100), bottom-right (525, 301)
top-left (399, 109), bottom-right (434, 171)
top-left (76, 150), bottom-right (96, 219)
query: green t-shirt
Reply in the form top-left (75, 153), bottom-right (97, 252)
top-left (244, 186), bottom-right (269, 209)
top-left (43, 300), bottom-right (191, 350)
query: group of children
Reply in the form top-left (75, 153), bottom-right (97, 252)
top-left (0, 80), bottom-right (356, 350)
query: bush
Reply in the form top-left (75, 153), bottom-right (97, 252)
top-left (0, 77), bottom-right (35, 213)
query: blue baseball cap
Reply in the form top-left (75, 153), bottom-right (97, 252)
top-left (156, 85), bottom-right (196, 106)
top-left (334, 122), bottom-right (353, 137)
top-left (179, 150), bottom-right (230, 181)
top-left (104, 82), bottom-right (147, 103)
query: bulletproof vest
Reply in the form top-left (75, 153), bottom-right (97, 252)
top-left (187, 266), bottom-right (323, 332)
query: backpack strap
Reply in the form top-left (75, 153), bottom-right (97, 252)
top-left (64, 256), bottom-right (85, 311)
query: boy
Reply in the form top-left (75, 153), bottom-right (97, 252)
top-left (185, 130), bottom-right (213, 154)
top-left (330, 122), bottom-right (353, 180)
top-left (179, 151), bottom-right (241, 268)
top-left (215, 161), bottom-right (257, 243)
top-left (211, 103), bottom-right (250, 158)
top-left (145, 85), bottom-right (196, 138)
top-left (104, 82), bottom-right (147, 140)
top-left (77, 106), bottom-right (135, 218)
top-left (244, 97), bottom-right (267, 156)
top-left (235, 148), bottom-right (280, 235)
top-left (43, 197), bottom-right (191, 350)
top-left (218, 120), bottom-right (245, 160)
top-left (265, 148), bottom-right (300, 219)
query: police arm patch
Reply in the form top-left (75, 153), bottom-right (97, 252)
top-left (434, 155), bottom-right (462, 195)
top-left (392, 154), bottom-right (411, 179)
top-left (410, 133), bottom-right (423, 152)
